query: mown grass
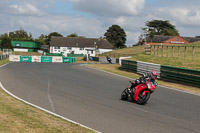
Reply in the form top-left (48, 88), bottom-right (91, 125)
top-left (0, 59), bottom-right (95, 133)
top-left (0, 58), bottom-right (10, 66)
top-left (101, 42), bottom-right (200, 70)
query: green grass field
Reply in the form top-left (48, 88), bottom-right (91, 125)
top-left (101, 42), bottom-right (200, 70)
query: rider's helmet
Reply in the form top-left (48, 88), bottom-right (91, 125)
top-left (150, 70), bottom-right (158, 80)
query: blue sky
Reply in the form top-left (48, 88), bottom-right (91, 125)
top-left (0, 0), bottom-right (200, 46)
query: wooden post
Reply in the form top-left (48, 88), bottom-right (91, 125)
top-left (192, 46), bottom-right (194, 60)
top-left (154, 45), bottom-right (156, 55)
top-left (167, 46), bottom-right (168, 57)
top-left (157, 45), bottom-right (159, 57)
top-left (178, 46), bottom-right (180, 58)
top-left (172, 46), bottom-right (174, 57)
top-left (184, 46), bottom-right (186, 59)
top-left (162, 45), bottom-right (164, 57)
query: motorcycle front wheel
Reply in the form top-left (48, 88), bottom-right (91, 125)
top-left (137, 91), bottom-right (150, 105)
top-left (121, 88), bottom-right (128, 100)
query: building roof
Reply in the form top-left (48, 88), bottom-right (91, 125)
top-left (50, 36), bottom-right (113, 49)
top-left (182, 37), bottom-right (200, 43)
top-left (147, 35), bottom-right (200, 43)
top-left (147, 35), bottom-right (174, 43)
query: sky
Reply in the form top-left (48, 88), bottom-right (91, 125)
top-left (0, 0), bottom-right (200, 46)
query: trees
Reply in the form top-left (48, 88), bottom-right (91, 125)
top-left (67, 33), bottom-right (78, 37)
top-left (104, 25), bottom-right (127, 48)
top-left (35, 34), bottom-right (48, 45)
top-left (144, 20), bottom-right (179, 40)
top-left (46, 32), bottom-right (63, 45)
top-left (0, 36), bottom-right (13, 49)
top-left (67, 33), bottom-right (86, 38)
top-left (8, 28), bottom-right (34, 41)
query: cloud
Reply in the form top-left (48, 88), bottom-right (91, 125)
top-left (1, 0), bottom-right (200, 46)
top-left (69, 0), bottom-right (145, 17)
top-left (9, 3), bottom-right (44, 16)
top-left (169, 8), bottom-right (200, 26)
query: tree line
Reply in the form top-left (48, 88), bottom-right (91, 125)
top-left (0, 20), bottom-right (179, 50)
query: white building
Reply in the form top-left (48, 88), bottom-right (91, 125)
top-left (50, 36), bottom-right (113, 56)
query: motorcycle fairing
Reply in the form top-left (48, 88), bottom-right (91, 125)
top-left (134, 84), bottom-right (148, 101)
top-left (134, 81), bottom-right (156, 101)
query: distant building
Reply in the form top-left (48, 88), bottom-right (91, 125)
top-left (146, 35), bottom-right (200, 45)
top-left (50, 36), bottom-right (113, 56)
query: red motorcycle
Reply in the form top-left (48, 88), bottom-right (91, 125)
top-left (121, 79), bottom-right (157, 104)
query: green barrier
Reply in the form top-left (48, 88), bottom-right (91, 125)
top-left (67, 54), bottom-right (84, 57)
top-left (121, 60), bottom-right (137, 73)
top-left (41, 56), bottom-right (52, 63)
top-left (161, 65), bottom-right (200, 88)
top-left (46, 53), bottom-right (62, 56)
top-left (28, 49), bottom-right (37, 52)
top-left (63, 57), bottom-right (75, 63)
top-left (91, 57), bottom-right (99, 61)
top-left (116, 59), bottom-right (119, 64)
top-left (20, 56), bottom-right (32, 62)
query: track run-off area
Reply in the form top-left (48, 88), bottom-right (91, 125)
top-left (0, 62), bottom-right (200, 133)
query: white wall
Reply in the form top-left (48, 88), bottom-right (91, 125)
top-left (98, 49), bottom-right (113, 54)
top-left (50, 46), bottom-right (112, 56)
top-left (14, 48), bottom-right (28, 52)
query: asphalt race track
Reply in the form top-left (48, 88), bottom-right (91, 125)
top-left (0, 63), bottom-right (200, 133)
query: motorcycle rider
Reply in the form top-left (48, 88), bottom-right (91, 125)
top-left (128, 70), bottom-right (158, 92)
top-left (106, 56), bottom-right (112, 64)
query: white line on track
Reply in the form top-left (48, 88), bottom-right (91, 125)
top-left (0, 81), bottom-right (101, 133)
top-left (47, 79), bottom-right (55, 112)
top-left (0, 62), bottom-right (11, 68)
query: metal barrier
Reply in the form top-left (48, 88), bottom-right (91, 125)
top-left (121, 59), bottom-right (200, 87)
top-left (161, 65), bottom-right (200, 88)
top-left (0, 54), bottom-right (9, 60)
top-left (137, 61), bottom-right (161, 78)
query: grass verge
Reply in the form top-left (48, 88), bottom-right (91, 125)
top-left (86, 64), bottom-right (200, 94)
top-left (0, 59), bottom-right (95, 133)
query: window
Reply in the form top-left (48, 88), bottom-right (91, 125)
top-left (80, 48), bottom-right (84, 50)
top-left (176, 38), bottom-right (180, 41)
top-left (54, 46), bottom-right (60, 49)
top-left (62, 47), bottom-right (66, 51)
top-left (67, 47), bottom-right (72, 50)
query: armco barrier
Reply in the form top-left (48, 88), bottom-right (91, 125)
top-left (41, 56), bottom-right (52, 63)
top-left (137, 61), bottom-right (161, 78)
top-left (121, 60), bottom-right (137, 73)
top-left (20, 56), bottom-right (32, 62)
top-left (161, 65), bottom-right (200, 88)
